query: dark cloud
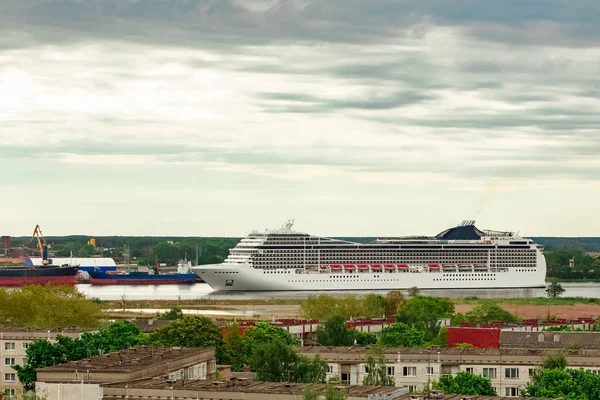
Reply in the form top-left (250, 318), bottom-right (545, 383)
top-left (258, 90), bottom-right (436, 113)
top-left (1, 0), bottom-right (598, 48)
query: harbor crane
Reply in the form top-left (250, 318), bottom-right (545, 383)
top-left (31, 224), bottom-right (51, 265)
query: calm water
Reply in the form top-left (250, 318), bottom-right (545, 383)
top-left (77, 282), bottom-right (599, 301)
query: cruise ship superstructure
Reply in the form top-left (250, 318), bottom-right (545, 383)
top-left (194, 220), bottom-right (546, 291)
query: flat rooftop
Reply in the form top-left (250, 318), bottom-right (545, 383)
top-left (102, 380), bottom-right (559, 400)
top-left (296, 346), bottom-right (600, 357)
top-left (103, 378), bottom-right (402, 397)
top-left (39, 347), bottom-right (213, 374)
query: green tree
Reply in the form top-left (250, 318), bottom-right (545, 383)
top-left (522, 368), bottom-right (600, 400)
top-left (324, 385), bottom-right (348, 400)
top-left (408, 286), bottom-right (421, 297)
top-left (162, 307), bottom-right (184, 320)
top-left (14, 321), bottom-right (145, 391)
top-left (293, 354), bottom-right (328, 384)
top-left (451, 312), bottom-right (467, 326)
top-left (221, 323), bottom-right (245, 372)
top-left (362, 347), bottom-right (395, 386)
top-left (465, 303), bottom-right (519, 324)
top-left (354, 331), bottom-right (377, 346)
top-left (383, 291), bottom-right (405, 317)
top-left (303, 388), bottom-right (318, 400)
top-left (542, 353), bottom-right (567, 370)
top-left (362, 294), bottom-right (385, 318)
top-left (0, 285), bottom-right (103, 328)
top-left (396, 296), bottom-right (454, 342)
top-left (142, 315), bottom-right (224, 362)
top-left (241, 321), bottom-right (300, 365)
top-left (250, 340), bottom-right (327, 383)
top-left (433, 371), bottom-right (497, 395)
top-left (378, 322), bottom-right (427, 347)
top-left (546, 279), bottom-right (566, 298)
top-left (317, 315), bottom-right (355, 346)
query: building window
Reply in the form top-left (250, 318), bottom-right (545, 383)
top-left (22, 343), bottom-right (29, 350)
top-left (426, 367), bottom-right (434, 375)
top-left (505, 368), bottom-right (519, 379)
top-left (505, 387), bottom-right (519, 397)
top-left (403, 367), bottom-right (416, 376)
top-left (529, 368), bottom-right (536, 377)
top-left (4, 358), bottom-right (15, 366)
top-left (4, 343), bottom-right (15, 351)
top-left (328, 365), bottom-right (334, 373)
top-left (23, 358), bottom-right (28, 365)
top-left (387, 366), bottom-right (395, 376)
top-left (4, 389), bottom-right (15, 398)
top-left (465, 367), bottom-right (474, 374)
top-left (4, 373), bottom-right (16, 382)
top-left (341, 373), bottom-right (350, 384)
top-left (408, 386), bottom-right (417, 393)
top-left (482, 368), bottom-right (497, 379)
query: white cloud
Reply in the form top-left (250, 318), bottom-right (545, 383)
top-left (1, 0), bottom-right (599, 236)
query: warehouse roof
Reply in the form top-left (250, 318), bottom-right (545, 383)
top-left (24, 257), bottom-right (116, 267)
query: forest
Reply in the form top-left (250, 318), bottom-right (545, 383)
top-left (9, 235), bottom-right (600, 272)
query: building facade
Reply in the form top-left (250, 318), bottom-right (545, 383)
top-left (297, 346), bottom-right (600, 397)
top-left (0, 328), bottom-right (90, 398)
top-left (36, 347), bottom-right (216, 400)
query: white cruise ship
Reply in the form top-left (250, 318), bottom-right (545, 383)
top-left (194, 220), bottom-right (547, 291)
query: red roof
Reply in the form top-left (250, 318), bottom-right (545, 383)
top-left (357, 264), bottom-right (370, 269)
top-left (396, 264), bottom-right (409, 268)
top-left (384, 264), bottom-right (396, 269)
top-left (371, 264), bottom-right (383, 269)
top-left (330, 264), bottom-right (342, 269)
top-left (428, 264), bottom-right (440, 268)
top-left (343, 264), bottom-right (356, 269)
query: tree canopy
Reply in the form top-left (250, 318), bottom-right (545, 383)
top-left (362, 347), bottom-right (395, 387)
top-left (14, 321), bottom-right (145, 391)
top-left (240, 321), bottom-right (300, 366)
top-left (464, 303), bottom-right (520, 324)
top-left (250, 340), bottom-right (327, 383)
top-left (0, 285), bottom-right (103, 328)
top-left (378, 322), bottom-right (428, 347)
top-left (317, 314), bottom-right (356, 346)
top-left (433, 371), bottom-right (497, 396)
top-left (546, 279), bottom-right (566, 298)
top-left (523, 368), bottom-right (600, 400)
top-left (396, 296), bottom-right (454, 342)
top-left (141, 315), bottom-right (224, 362)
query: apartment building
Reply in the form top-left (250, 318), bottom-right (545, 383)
top-left (36, 347), bottom-right (216, 400)
top-left (0, 327), bottom-right (92, 398)
top-left (297, 346), bottom-right (600, 397)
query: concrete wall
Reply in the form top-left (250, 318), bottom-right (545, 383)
top-left (36, 382), bottom-right (102, 400)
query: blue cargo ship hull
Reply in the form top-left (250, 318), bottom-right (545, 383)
top-left (88, 270), bottom-right (197, 285)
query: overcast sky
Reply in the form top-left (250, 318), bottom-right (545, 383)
top-left (1, 0), bottom-right (599, 237)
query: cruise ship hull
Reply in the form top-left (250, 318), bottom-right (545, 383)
top-left (195, 259), bottom-right (546, 292)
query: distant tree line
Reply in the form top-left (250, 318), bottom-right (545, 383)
top-left (545, 250), bottom-right (600, 280)
top-left (11, 236), bottom-right (239, 266)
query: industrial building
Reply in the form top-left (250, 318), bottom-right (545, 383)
top-left (24, 257), bottom-right (116, 273)
top-left (296, 346), bottom-right (600, 397)
top-left (36, 347), bottom-right (216, 400)
top-left (0, 327), bottom-right (95, 398)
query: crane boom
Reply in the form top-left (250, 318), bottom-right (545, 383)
top-left (31, 224), bottom-right (51, 265)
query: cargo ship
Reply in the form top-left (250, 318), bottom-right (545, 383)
top-left (0, 265), bottom-right (79, 287)
top-left (88, 262), bottom-right (197, 285)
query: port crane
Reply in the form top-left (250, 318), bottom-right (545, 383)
top-left (31, 224), bottom-right (51, 265)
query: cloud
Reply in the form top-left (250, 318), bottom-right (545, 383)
top-left (1, 0), bottom-right (599, 235)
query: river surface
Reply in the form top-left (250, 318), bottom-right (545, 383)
top-left (77, 282), bottom-right (599, 301)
